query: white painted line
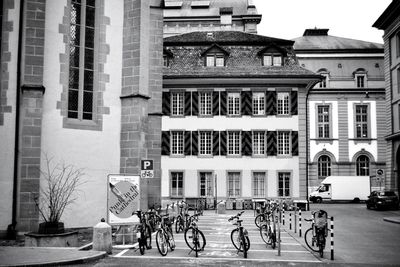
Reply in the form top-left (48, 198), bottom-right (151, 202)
top-left (114, 249), bottom-right (130, 257)
top-left (172, 240), bottom-right (302, 246)
top-left (161, 247), bottom-right (309, 253)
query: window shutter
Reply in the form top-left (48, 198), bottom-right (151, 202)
top-left (161, 131), bottom-right (170, 155)
top-left (242, 131), bottom-right (252, 156)
top-left (162, 92), bottom-right (170, 115)
top-left (184, 131), bottom-right (191, 156)
top-left (220, 131), bottom-right (227, 156)
top-left (192, 91), bottom-right (199, 116)
top-left (184, 92), bottom-right (191, 116)
top-left (266, 91), bottom-right (276, 115)
top-left (267, 131), bottom-right (277, 156)
top-left (291, 91), bottom-right (298, 115)
top-left (213, 91), bottom-right (219, 116)
top-left (220, 91), bottom-right (227, 115)
top-left (191, 131), bottom-right (198, 156)
top-left (241, 91), bottom-right (252, 115)
top-left (292, 131), bottom-right (299, 156)
top-left (213, 131), bottom-right (219, 155)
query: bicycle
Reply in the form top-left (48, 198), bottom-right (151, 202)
top-left (155, 213), bottom-right (176, 256)
top-left (259, 209), bottom-right (276, 249)
top-left (228, 210), bottom-right (250, 258)
top-left (304, 210), bottom-right (328, 257)
top-left (175, 201), bottom-right (190, 233)
top-left (132, 210), bottom-right (152, 255)
top-left (184, 213), bottom-right (206, 257)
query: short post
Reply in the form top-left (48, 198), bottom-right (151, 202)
top-left (93, 218), bottom-right (112, 254)
top-left (294, 208), bottom-right (297, 233)
top-left (277, 202), bottom-right (281, 256)
top-left (289, 211), bottom-right (292, 230)
top-left (282, 208), bottom-right (285, 226)
top-left (330, 216), bottom-right (334, 261)
top-left (299, 209), bottom-right (302, 237)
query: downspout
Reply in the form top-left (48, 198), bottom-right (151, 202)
top-left (8, 0), bottom-right (25, 239)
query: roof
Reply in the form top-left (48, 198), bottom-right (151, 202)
top-left (164, 31), bottom-right (295, 46)
top-left (373, 0), bottom-right (400, 30)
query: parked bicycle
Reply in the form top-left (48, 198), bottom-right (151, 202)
top-left (155, 213), bottom-right (176, 256)
top-left (259, 208), bottom-right (277, 249)
top-left (175, 201), bottom-right (190, 233)
top-left (304, 210), bottom-right (328, 257)
top-left (228, 210), bottom-right (250, 258)
top-left (184, 213), bottom-right (206, 257)
top-left (132, 210), bottom-right (152, 255)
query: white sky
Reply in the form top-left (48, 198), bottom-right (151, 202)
top-left (253, 0), bottom-right (392, 44)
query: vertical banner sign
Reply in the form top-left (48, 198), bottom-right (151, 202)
top-left (107, 175), bottom-right (140, 225)
top-left (140, 159), bottom-right (154, 178)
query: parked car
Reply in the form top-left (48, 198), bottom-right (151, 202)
top-left (366, 191), bottom-right (399, 210)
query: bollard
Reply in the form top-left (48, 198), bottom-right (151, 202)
top-left (289, 212), bottom-right (292, 230)
top-left (93, 218), bottom-right (112, 254)
top-left (294, 208), bottom-right (297, 233)
top-left (282, 208), bottom-right (285, 226)
top-left (330, 217), bottom-right (334, 260)
top-left (299, 209), bottom-right (302, 237)
top-left (277, 208), bottom-right (281, 256)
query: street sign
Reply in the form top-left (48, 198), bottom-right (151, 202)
top-left (107, 175), bottom-right (140, 225)
top-left (140, 159), bottom-right (154, 178)
top-left (376, 169), bottom-right (384, 176)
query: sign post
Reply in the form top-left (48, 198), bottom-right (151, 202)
top-left (140, 159), bottom-right (154, 178)
top-left (376, 169), bottom-right (384, 190)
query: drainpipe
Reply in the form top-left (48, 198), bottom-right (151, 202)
top-left (8, 0), bottom-right (25, 239)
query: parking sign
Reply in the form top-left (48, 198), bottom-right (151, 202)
top-left (141, 159), bottom-right (154, 178)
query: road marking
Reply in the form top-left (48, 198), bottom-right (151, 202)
top-left (172, 240), bottom-right (302, 246)
top-left (114, 249), bottom-right (130, 257)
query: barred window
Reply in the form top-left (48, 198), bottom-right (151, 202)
top-left (171, 172), bottom-right (183, 197)
top-left (199, 131), bottom-right (212, 155)
top-left (227, 92), bottom-right (240, 116)
top-left (277, 131), bottom-right (290, 156)
top-left (355, 105), bottom-right (369, 138)
top-left (317, 105), bottom-right (330, 138)
top-left (318, 155), bottom-right (331, 179)
top-left (171, 92), bottom-right (184, 116)
top-left (356, 155), bottom-right (370, 176)
top-left (252, 92), bottom-right (265, 115)
top-left (227, 131), bottom-right (241, 155)
top-left (278, 172), bottom-right (290, 197)
top-left (200, 172), bottom-right (213, 197)
top-left (252, 131), bottom-right (265, 155)
top-left (253, 172), bottom-right (265, 197)
top-left (277, 92), bottom-right (289, 115)
top-left (199, 92), bottom-right (212, 116)
top-left (68, 0), bottom-right (96, 120)
top-left (171, 131), bottom-right (184, 155)
top-left (228, 172), bottom-right (241, 197)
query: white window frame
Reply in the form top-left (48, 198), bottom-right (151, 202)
top-left (227, 92), bottom-right (240, 116)
top-left (355, 74), bottom-right (367, 88)
top-left (263, 54), bottom-right (283, 66)
top-left (206, 54), bottom-right (225, 67)
top-left (277, 92), bottom-right (290, 115)
top-left (356, 155), bottom-right (370, 176)
top-left (317, 105), bottom-right (330, 139)
top-left (227, 131), bottom-right (241, 156)
top-left (277, 131), bottom-right (290, 156)
top-left (252, 131), bottom-right (265, 156)
top-left (199, 172), bottom-right (214, 197)
top-left (227, 172), bottom-right (241, 197)
top-left (278, 172), bottom-right (291, 197)
top-left (171, 171), bottom-right (184, 197)
top-left (171, 131), bottom-right (184, 155)
top-left (252, 172), bottom-right (266, 197)
top-left (318, 155), bottom-right (331, 179)
top-left (199, 91), bottom-right (212, 116)
top-left (252, 92), bottom-right (265, 115)
top-left (355, 104), bottom-right (369, 138)
top-left (171, 92), bottom-right (184, 116)
top-left (199, 131), bottom-right (212, 156)
top-left (319, 73), bottom-right (329, 88)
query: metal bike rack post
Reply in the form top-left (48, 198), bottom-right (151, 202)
top-left (330, 216), bottom-right (334, 260)
top-left (294, 208), bottom-right (297, 233)
top-left (289, 211), bottom-right (292, 230)
top-left (277, 202), bottom-right (281, 256)
top-left (299, 209), bottom-right (302, 237)
top-left (282, 208), bottom-right (285, 226)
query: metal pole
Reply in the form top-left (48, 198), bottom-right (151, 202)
top-left (278, 201), bottom-right (281, 256)
top-left (299, 209), bottom-right (302, 237)
top-left (215, 174), bottom-right (217, 214)
top-left (282, 208), bottom-right (285, 226)
top-left (294, 208), bottom-right (297, 233)
top-left (289, 212), bottom-right (292, 230)
top-left (330, 216), bottom-right (334, 260)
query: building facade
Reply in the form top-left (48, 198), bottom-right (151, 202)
top-left (373, 0), bottom-right (400, 197)
top-left (163, 0), bottom-right (261, 37)
top-left (0, 0), bottom-right (163, 235)
top-left (161, 31), bottom-right (320, 206)
top-left (293, 29), bottom-right (386, 194)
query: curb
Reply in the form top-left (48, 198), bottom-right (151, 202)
top-left (383, 217), bottom-right (400, 224)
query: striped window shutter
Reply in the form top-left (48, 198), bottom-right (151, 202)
top-left (162, 92), bottom-right (170, 115)
top-left (292, 131), bottom-right (299, 156)
top-left (241, 131), bottom-right (252, 156)
top-left (220, 131), bottom-right (227, 156)
top-left (291, 91), bottom-right (298, 115)
top-left (184, 92), bottom-right (191, 116)
top-left (241, 91), bottom-right (252, 115)
top-left (267, 131), bottom-right (277, 156)
top-left (161, 131), bottom-right (170, 155)
top-left (213, 131), bottom-right (219, 155)
top-left (184, 131), bottom-right (191, 156)
top-left (191, 131), bottom-right (198, 156)
top-left (266, 91), bottom-right (277, 115)
top-left (192, 91), bottom-right (199, 116)
top-left (213, 91), bottom-right (219, 116)
top-left (220, 91), bottom-right (227, 116)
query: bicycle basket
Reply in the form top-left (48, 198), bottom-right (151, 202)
top-left (314, 210), bottom-right (328, 229)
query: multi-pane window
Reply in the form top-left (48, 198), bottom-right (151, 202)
top-left (228, 172), bottom-right (241, 197)
top-left (317, 105), bottom-right (330, 138)
top-left (171, 92), bottom-right (184, 116)
top-left (252, 92), bottom-right (265, 115)
top-left (319, 74), bottom-right (329, 88)
top-left (318, 155), bottom-right (331, 179)
top-left (252, 131), bottom-right (265, 155)
top-left (199, 131), bottom-right (212, 155)
top-left (277, 92), bottom-right (290, 115)
top-left (163, 55), bottom-right (169, 67)
top-left (68, 0), bottom-right (96, 120)
top-left (356, 75), bottom-right (365, 88)
top-left (263, 55), bottom-right (283, 66)
top-left (200, 172), bottom-right (213, 197)
top-left (277, 131), bottom-right (290, 156)
top-left (355, 105), bottom-right (369, 138)
top-left (356, 155), bottom-right (370, 176)
top-left (227, 131), bottom-right (241, 155)
top-left (227, 92), bottom-right (240, 116)
top-left (171, 131), bottom-right (184, 155)
top-left (253, 172), bottom-right (265, 197)
top-left (171, 172), bottom-right (183, 197)
top-left (206, 54), bottom-right (224, 67)
top-left (199, 92), bottom-right (212, 116)
top-left (278, 172), bottom-right (290, 197)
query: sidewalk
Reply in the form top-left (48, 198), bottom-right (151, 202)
top-left (0, 246), bottom-right (106, 267)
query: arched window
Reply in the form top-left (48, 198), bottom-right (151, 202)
top-left (317, 69), bottom-right (329, 88)
top-left (356, 155), bottom-right (370, 176)
top-left (318, 155), bottom-right (331, 179)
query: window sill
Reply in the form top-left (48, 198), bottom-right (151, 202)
top-left (226, 154), bottom-right (242, 158)
top-left (276, 114), bottom-right (292, 118)
top-left (350, 138), bottom-right (374, 144)
top-left (63, 117), bottom-right (101, 131)
top-left (198, 154), bottom-right (213, 158)
top-left (312, 138), bottom-right (336, 144)
top-left (170, 154), bottom-right (186, 158)
top-left (276, 155), bottom-right (293, 159)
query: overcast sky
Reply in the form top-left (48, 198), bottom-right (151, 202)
top-left (253, 0), bottom-right (392, 44)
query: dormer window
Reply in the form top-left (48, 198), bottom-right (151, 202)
top-left (201, 43), bottom-right (229, 67)
top-left (263, 55), bottom-right (282, 66)
top-left (258, 45), bottom-right (287, 67)
top-left (317, 69), bottom-right (329, 88)
top-left (163, 48), bottom-right (173, 67)
top-left (353, 68), bottom-right (367, 88)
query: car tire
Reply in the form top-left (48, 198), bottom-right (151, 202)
top-left (316, 197), bottom-right (322, 203)
top-left (366, 203), bottom-right (371, 209)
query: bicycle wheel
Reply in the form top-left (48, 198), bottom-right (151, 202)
top-left (175, 215), bottom-right (184, 234)
top-left (270, 231), bottom-right (276, 249)
top-left (156, 230), bottom-right (168, 256)
top-left (139, 239), bottom-right (145, 255)
top-left (184, 227), bottom-right (206, 251)
top-left (260, 224), bottom-right (271, 245)
top-left (166, 227), bottom-right (175, 251)
top-left (254, 214), bottom-right (265, 228)
top-left (304, 228), bottom-right (319, 252)
top-left (145, 225), bottom-right (152, 249)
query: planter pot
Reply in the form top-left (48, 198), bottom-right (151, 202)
top-left (38, 222), bottom-right (65, 234)
top-left (25, 231), bottom-right (78, 247)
